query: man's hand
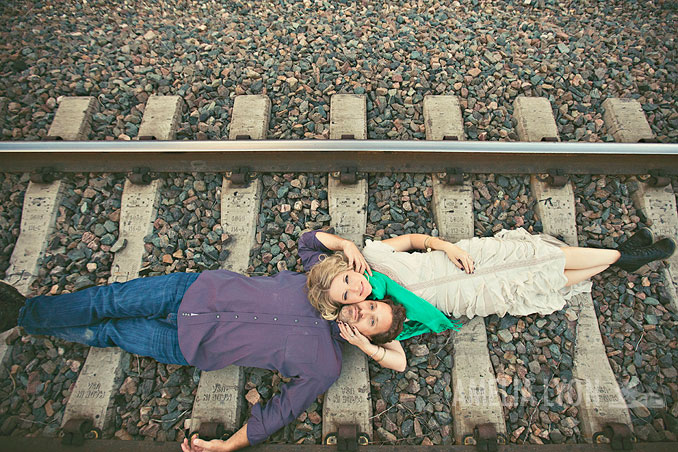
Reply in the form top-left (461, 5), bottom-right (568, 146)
top-left (342, 240), bottom-right (372, 276)
top-left (181, 423), bottom-right (249, 452)
top-left (181, 438), bottom-right (226, 452)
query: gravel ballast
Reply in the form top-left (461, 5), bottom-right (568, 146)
top-left (1, 0), bottom-right (676, 143)
top-left (1, 0), bottom-right (677, 445)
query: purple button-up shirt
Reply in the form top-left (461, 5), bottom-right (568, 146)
top-left (177, 230), bottom-right (340, 445)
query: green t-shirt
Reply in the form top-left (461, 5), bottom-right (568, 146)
top-left (366, 271), bottom-right (463, 340)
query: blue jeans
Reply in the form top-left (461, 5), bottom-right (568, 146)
top-left (19, 272), bottom-right (200, 365)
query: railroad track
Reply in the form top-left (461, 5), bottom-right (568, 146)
top-left (1, 93), bottom-right (677, 452)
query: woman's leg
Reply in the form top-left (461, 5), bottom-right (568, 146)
top-left (564, 265), bottom-right (609, 286)
top-left (19, 272), bottom-right (199, 331)
top-left (561, 246), bottom-right (621, 270)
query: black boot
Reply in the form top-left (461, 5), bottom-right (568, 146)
top-left (614, 238), bottom-right (677, 272)
top-left (0, 281), bottom-right (26, 333)
top-left (618, 227), bottom-right (654, 252)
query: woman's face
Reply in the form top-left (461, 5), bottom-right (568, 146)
top-left (328, 270), bottom-right (372, 304)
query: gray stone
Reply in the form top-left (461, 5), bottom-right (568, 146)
top-left (497, 329), bottom-right (513, 343)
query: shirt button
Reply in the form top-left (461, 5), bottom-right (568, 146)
top-left (273, 317), bottom-right (278, 321)
top-left (216, 315), bottom-right (220, 319)
top-left (254, 316), bottom-right (258, 320)
top-left (294, 319), bottom-right (299, 323)
top-left (315, 321), bottom-right (319, 325)
top-left (234, 315), bottom-right (239, 319)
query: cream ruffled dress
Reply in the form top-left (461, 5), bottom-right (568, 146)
top-left (362, 228), bottom-right (592, 319)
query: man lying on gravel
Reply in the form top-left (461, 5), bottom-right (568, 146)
top-left (0, 229), bottom-right (406, 452)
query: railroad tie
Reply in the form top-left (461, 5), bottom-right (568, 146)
top-left (46, 96), bottom-right (97, 141)
top-left (0, 180), bottom-right (65, 366)
top-left (517, 98), bottom-right (578, 247)
top-left (604, 101), bottom-right (678, 314)
top-left (423, 95), bottom-right (465, 142)
top-left (228, 94), bottom-right (271, 140)
top-left (327, 172), bottom-right (368, 248)
top-left (513, 96), bottom-right (560, 142)
top-left (222, 94), bottom-right (269, 274)
top-left (329, 94), bottom-right (366, 140)
top-left (602, 98), bottom-right (655, 143)
top-left (58, 95), bottom-right (168, 433)
top-left (2, 96), bottom-right (97, 371)
top-left (527, 112), bottom-right (634, 441)
top-left (137, 96), bottom-right (183, 141)
top-left (426, 94), bottom-right (507, 444)
top-left (630, 182), bottom-right (678, 313)
top-left (62, 177), bottom-right (162, 433)
top-left (187, 95), bottom-right (271, 437)
top-left (426, 95), bottom-right (473, 243)
top-left (321, 93), bottom-right (373, 444)
top-left (601, 98), bottom-right (678, 311)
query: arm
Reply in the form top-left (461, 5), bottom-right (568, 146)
top-left (337, 321), bottom-right (406, 372)
top-left (247, 371), bottom-right (336, 446)
top-left (315, 231), bottom-right (372, 276)
top-left (181, 425), bottom-right (249, 452)
top-left (381, 234), bottom-right (474, 273)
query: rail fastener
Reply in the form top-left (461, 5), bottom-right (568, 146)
top-left (436, 167), bottom-right (465, 186)
top-left (226, 167), bottom-right (255, 187)
top-left (331, 167), bottom-right (360, 185)
top-left (536, 169), bottom-right (569, 188)
top-left (323, 424), bottom-right (370, 451)
top-left (186, 421), bottom-right (233, 443)
top-left (593, 423), bottom-right (637, 451)
top-left (640, 169), bottom-right (672, 188)
top-left (59, 418), bottom-right (102, 447)
top-left (127, 167), bottom-right (153, 185)
top-left (29, 166), bottom-right (60, 184)
top-left (462, 423), bottom-right (507, 452)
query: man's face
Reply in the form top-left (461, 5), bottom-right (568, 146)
top-left (328, 270), bottom-right (372, 304)
top-left (337, 300), bottom-right (392, 338)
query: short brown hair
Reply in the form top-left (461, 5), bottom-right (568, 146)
top-left (370, 298), bottom-right (406, 345)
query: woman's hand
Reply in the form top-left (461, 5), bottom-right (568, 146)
top-left (337, 321), bottom-right (371, 349)
top-left (443, 243), bottom-right (475, 274)
top-left (342, 240), bottom-right (372, 276)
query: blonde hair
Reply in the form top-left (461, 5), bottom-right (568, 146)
top-left (306, 253), bottom-right (351, 321)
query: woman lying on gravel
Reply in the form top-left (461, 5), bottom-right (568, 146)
top-left (305, 227), bottom-right (675, 365)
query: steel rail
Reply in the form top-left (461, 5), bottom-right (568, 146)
top-left (3, 437), bottom-right (678, 452)
top-left (1, 140), bottom-right (677, 174)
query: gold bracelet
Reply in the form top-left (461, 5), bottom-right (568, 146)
top-left (368, 346), bottom-right (380, 359)
top-left (376, 346), bottom-right (387, 362)
top-left (424, 236), bottom-right (432, 252)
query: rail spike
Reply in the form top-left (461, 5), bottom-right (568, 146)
top-left (593, 422), bottom-right (637, 450)
top-left (127, 167), bottom-right (153, 185)
top-left (331, 166), bottom-right (359, 185)
top-left (226, 167), bottom-right (254, 187)
top-left (59, 418), bottom-right (101, 447)
top-left (323, 424), bottom-right (369, 451)
top-left (30, 166), bottom-right (59, 184)
top-left (537, 169), bottom-right (569, 188)
top-left (437, 167), bottom-right (465, 186)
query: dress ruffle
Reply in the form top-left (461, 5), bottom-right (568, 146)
top-left (363, 228), bottom-right (591, 319)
